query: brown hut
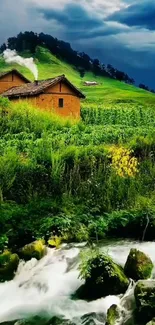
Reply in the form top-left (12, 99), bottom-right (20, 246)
top-left (0, 69), bottom-right (30, 94)
top-left (3, 74), bottom-right (85, 118)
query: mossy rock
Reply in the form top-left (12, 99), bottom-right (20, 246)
top-left (48, 236), bottom-right (62, 249)
top-left (146, 320), bottom-right (155, 325)
top-left (134, 280), bottom-right (155, 323)
top-left (81, 312), bottom-right (105, 324)
top-left (106, 304), bottom-right (120, 325)
top-left (51, 318), bottom-right (75, 325)
top-left (19, 240), bottom-right (47, 261)
top-left (124, 248), bottom-right (153, 281)
top-left (0, 250), bottom-right (19, 282)
top-left (77, 253), bottom-right (129, 300)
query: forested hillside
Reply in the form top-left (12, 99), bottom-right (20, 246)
top-left (0, 46), bottom-right (155, 106)
top-left (0, 31), bottom-right (135, 84)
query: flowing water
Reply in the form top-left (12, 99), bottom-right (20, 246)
top-left (0, 240), bottom-right (155, 325)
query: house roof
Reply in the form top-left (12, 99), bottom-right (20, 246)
top-left (0, 69), bottom-right (30, 83)
top-left (2, 74), bottom-right (85, 99)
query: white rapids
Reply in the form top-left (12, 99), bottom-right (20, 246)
top-left (0, 240), bottom-right (155, 324)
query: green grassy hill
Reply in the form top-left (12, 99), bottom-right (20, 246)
top-left (0, 46), bottom-right (155, 106)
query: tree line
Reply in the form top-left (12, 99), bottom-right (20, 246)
top-left (0, 31), bottom-right (154, 93)
top-left (0, 32), bottom-right (134, 84)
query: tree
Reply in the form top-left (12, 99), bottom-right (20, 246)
top-left (0, 43), bottom-right (6, 54)
top-left (78, 67), bottom-right (85, 78)
top-left (139, 84), bottom-right (149, 91)
top-left (107, 64), bottom-right (116, 78)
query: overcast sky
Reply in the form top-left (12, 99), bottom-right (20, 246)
top-left (0, 0), bottom-right (155, 87)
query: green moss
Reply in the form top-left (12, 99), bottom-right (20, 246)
top-left (78, 251), bottom-right (129, 299)
top-left (134, 280), bottom-right (155, 324)
top-left (146, 320), bottom-right (155, 325)
top-left (0, 250), bottom-right (19, 282)
top-left (19, 240), bottom-right (47, 261)
top-left (106, 304), bottom-right (120, 325)
top-left (124, 249), bottom-right (153, 281)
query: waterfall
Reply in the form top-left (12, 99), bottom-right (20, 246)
top-left (0, 240), bottom-right (155, 324)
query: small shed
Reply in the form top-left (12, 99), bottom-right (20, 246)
top-left (3, 74), bottom-right (85, 118)
top-left (84, 81), bottom-right (99, 86)
top-left (0, 69), bottom-right (30, 94)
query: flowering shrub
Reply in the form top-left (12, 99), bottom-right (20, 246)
top-left (110, 147), bottom-right (138, 177)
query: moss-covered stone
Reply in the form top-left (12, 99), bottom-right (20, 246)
top-left (124, 249), bottom-right (153, 281)
top-left (0, 250), bottom-right (19, 282)
top-left (77, 253), bottom-right (129, 300)
top-left (19, 240), bottom-right (47, 261)
top-left (48, 236), bottom-right (62, 249)
top-left (81, 312), bottom-right (105, 324)
top-left (146, 320), bottom-right (155, 325)
top-left (106, 304), bottom-right (120, 325)
top-left (134, 280), bottom-right (155, 324)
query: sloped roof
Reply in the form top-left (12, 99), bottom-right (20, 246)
top-left (2, 75), bottom-right (85, 99)
top-left (0, 69), bottom-right (30, 83)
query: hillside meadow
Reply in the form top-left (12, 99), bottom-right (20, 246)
top-left (0, 46), bottom-right (155, 106)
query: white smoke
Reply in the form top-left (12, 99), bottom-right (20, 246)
top-left (3, 49), bottom-right (38, 80)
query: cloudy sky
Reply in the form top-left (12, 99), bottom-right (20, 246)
top-left (0, 0), bottom-right (155, 87)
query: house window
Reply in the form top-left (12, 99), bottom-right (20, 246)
top-left (59, 98), bottom-right (64, 108)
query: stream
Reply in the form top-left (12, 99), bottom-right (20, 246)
top-left (0, 239), bottom-right (155, 325)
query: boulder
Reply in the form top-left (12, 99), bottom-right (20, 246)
top-left (1, 318), bottom-right (75, 325)
top-left (106, 305), bottom-right (120, 325)
top-left (81, 312), bottom-right (105, 324)
top-left (19, 240), bottom-right (47, 261)
top-left (124, 249), bottom-right (153, 281)
top-left (0, 250), bottom-right (19, 282)
top-left (48, 236), bottom-right (62, 249)
top-left (134, 280), bottom-right (155, 323)
top-left (50, 318), bottom-right (75, 325)
top-left (78, 252), bottom-right (129, 300)
top-left (146, 320), bottom-right (155, 325)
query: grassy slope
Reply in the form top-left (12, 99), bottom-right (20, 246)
top-left (0, 46), bottom-right (155, 106)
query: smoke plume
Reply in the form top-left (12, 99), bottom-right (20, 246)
top-left (3, 49), bottom-right (38, 80)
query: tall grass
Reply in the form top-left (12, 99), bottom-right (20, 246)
top-left (1, 99), bottom-right (155, 246)
top-left (0, 99), bottom-right (155, 209)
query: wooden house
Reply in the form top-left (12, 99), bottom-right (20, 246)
top-left (0, 69), bottom-right (30, 94)
top-left (3, 74), bottom-right (85, 118)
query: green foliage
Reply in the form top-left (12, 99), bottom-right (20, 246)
top-left (78, 249), bottom-right (129, 298)
top-left (1, 55), bottom-right (155, 247)
top-left (0, 250), bottom-right (19, 282)
top-left (0, 149), bottom-right (19, 202)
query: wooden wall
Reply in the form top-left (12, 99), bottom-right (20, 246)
top-left (0, 72), bottom-right (27, 94)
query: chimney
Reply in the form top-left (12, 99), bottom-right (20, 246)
top-left (35, 80), bottom-right (38, 86)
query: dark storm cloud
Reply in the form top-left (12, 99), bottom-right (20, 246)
top-left (38, 4), bottom-right (102, 29)
top-left (0, 0), bottom-right (155, 87)
top-left (108, 1), bottom-right (155, 30)
top-left (37, 3), bottom-right (128, 40)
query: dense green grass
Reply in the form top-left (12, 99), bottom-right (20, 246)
top-left (0, 46), bottom-right (155, 106)
top-left (1, 47), bottom-right (155, 250)
top-left (1, 97), bottom-right (155, 249)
